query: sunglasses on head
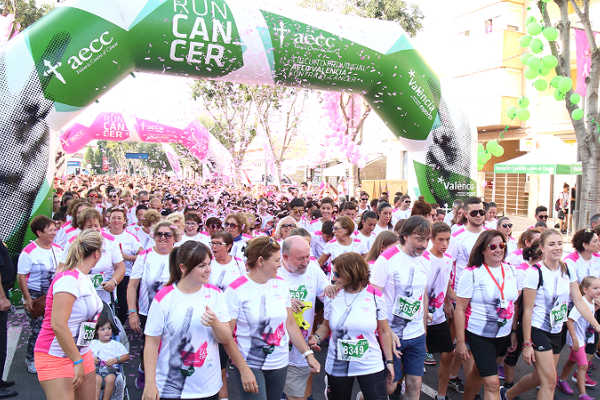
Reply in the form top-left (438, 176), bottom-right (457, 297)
top-left (469, 209), bottom-right (486, 217)
top-left (156, 231), bottom-right (173, 239)
top-left (488, 242), bottom-right (506, 251)
top-left (502, 223), bottom-right (513, 228)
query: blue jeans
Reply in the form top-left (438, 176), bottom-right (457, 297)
top-left (227, 364), bottom-right (287, 400)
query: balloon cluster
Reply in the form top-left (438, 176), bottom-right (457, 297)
top-left (478, 140), bottom-right (504, 171)
top-left (318, 92), bottom-right (368, 168)
top-left (508, 10), bottom-right (584, 123)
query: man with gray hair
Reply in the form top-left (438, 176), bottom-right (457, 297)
top-left (591, 213), bottom-right (600, 230)
top-left (279, 236), bottom-right (329, 400)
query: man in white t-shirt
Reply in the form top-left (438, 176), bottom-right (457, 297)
top-left (391, 195), bottom-right (412, 227)
top-left (279, 236), bottom-right (329, 400)
top-left (371, 216), bottom-right (431, 400)
top-left (447, 197), bottom-right (487, 290)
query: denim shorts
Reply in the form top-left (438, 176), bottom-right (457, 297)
top-left (392, 334), bottom-right (426, 381)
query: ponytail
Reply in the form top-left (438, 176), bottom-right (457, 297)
top-left (166, 241), bottom-right (212, 285)
top-left (64, 229), bottom-right (103, 271)
top-left (168, 247), bottom-right (182, 285)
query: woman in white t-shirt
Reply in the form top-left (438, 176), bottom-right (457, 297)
top-left (563, 229), bottom-right (600, 283)
top-left (502, 230), bottom-right (600, 400)
top-left (274, 216), bottom-right (297, 243)
top-left (225, 237), bottom-right (320, 400)
top-left (176, 213), bottom-right (210, 247)
top-left (354, 211), bottom-right (378, 253)
top-left (34, 229), bottom-right (104, 399)
top-left (455, 230), bottom-right (518, 400)
top-left (17, 216), bottom-right (61, 374)
top-left (318, 216), bottom-right (365, 272)
top-left (143, 241), bottom-right (257, 400)
top-left (209, 232), bottom-right (246, 291)
top-left (308, 253), bottom-right (395, 399)
top-left (506, 229), bottom-right (541, 268)
top-left (373, 203), bottom-right (393, 237)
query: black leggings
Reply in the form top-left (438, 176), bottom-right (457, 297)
top-left (326, 370), bottom-right (387, 400)
top-left (116, 276), bottom-right (129, 324)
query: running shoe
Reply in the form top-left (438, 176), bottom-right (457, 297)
top-left (595, 350), bottom-right (600, 360)
top-left (424, 352), bottom-right (437, 366)
top-left (500, 386), bottom-right (508, 400)
top-left (355, 392), bottom-right (363, 400)
top-left (497, 364), bottom-right (505, 380)
top-left (448, 377), bottom-right (464, 394)
top-left (572, 373), bottom-right (597, 387)
top-left (558, 379), bottom-right (574, 395)
top-left (579, 395), bottom-right (594, 400)
top-left (25, 360), bottom-right (36, 374)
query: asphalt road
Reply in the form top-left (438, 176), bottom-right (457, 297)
top-left (8, 311), bottom-right (600, 400)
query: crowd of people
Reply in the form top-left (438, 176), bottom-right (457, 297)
top-left (3, 173), bottom-right (600, 400)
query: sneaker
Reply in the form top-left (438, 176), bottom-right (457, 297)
top-left (579, 395), bottom-right (594, 400)
top-left (448, 377), bottom-right (465, 394)
top-left (135, 366), bottom-right (145, 390)
top-left (498, 364), bottom-right (505, 380)
top-left (558, 379), bottom-right (574, 395)
top-left (500, 386), bottom-right (508, 400)
top-left (25, 360), bottom-right (36, 374)
top-left (572, 373), bottom-right (597, 387)
top-left (595, 350), bottom-right (600, 360)
top-left (424, 352), bottom-right (437, 366)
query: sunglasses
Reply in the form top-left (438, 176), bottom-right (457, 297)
top-left (208, 224), bottom-right (221, 229)
top-left (501, 223), bottom-right (513, 228)
top-left (404, 200), bottom-right (411, 204)
top-left (224, 222), bottom-right (238, 228)
top-left (538, 215), bottom-right (548, 220)
top-left (360, 198), bottom-right (368, 201)
top-left (281, 224), bottom-right (296, 229)
top-left (156, 231), bottom-right (173, 239)
top-left (109, 195), bottom-right (118, 199)
top-left (488, 242), bottom-right (506, 251)
top-left (332, 271), bottom-right (340, 278)
top-left (88, 193), bottom-right (98, 198)
top-left (469, 209), bottom-right (486, 217)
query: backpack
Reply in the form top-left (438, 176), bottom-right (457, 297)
top-left (532, 263), bottom-right (570, 289)
top-left (515, 263), bottom-right (570, 323)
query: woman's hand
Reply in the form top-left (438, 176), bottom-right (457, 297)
top-left (572, 338), bottom-right (580, 352)
top-left (308, 335), bottom-right (321, 352)
top-left (240, 366), bottom-right (259, 393)
top-left (102, 279), bottom-right (116, 293)
top-left (290, 298), bottom-right (304, 313)
top-left (129, 312), bottom-right (141, 333)
top-left (105, 357), bottom-right (118, 367)
top-left (391, 332), bottom-right (402, 358)
top-left (201, 306), bottom-right (217, 327)
top-left (385, 362), bottom-right (395, 383)
top-left (23, 298), bottom-right (32, 314)
top-left (72, 362), bottom-right (85, 390)
top-left (323, 285), bottom-right (340, 299)
top-left (142, 383), bottom-right (160, 400)
top-left (455, 341), bottom-right (470, 361)
top-left (522, 346), bottom-right (535, 365)
top-left (507, 332), bottom-right (518, 353)
top-left (307, 354), bottom-right (320, 373)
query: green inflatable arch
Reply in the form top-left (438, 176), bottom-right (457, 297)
top-left (0, 0), bottom-right (475, 254)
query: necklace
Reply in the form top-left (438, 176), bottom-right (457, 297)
top-left (343, 290), bottom-right (360, 309)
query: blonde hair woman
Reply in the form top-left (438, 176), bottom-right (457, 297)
top-left (34, 229), bottom-right (104, 400)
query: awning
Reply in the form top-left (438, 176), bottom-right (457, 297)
top-left (323, 163), bottom-right (347, 177)
top-left (494, 143), bottom-right (581, 175)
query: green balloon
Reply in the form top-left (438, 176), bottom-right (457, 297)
top-left (518, 97), bottom-right (530, 108)
top-left (527, 57), bottom-right (542, 70)
top-left (530, 38), bottom-right (544, 54)
top-left (525, 67), bottom-right (538, 80)
top-left (527, 22), bottom-right (542, 36)
top-left (534, 79), bottom-right (548, 91)
top-left (520, 35), bottom-right (532, 48)
top-left (554, 88), bottom-right (566, 101)
top-left (507, 106), bottom-right (518, 120)
top-left (495, 146), bottom-right (505, 157)
top-left (517, 108), bottom-right (530, 121)
top-left (550, 76), bottom-right (561, 89)
top-left (570, 93), bottom-right (581, 105)
top-left (538, 66), bottom-right (552, 76)
top-left (477, 143), bottom-right (485, 155)
top-left (559, 77), bottom-right (573, 92)
top-left (543, 27), bottom-right (558, 41)
top-left (526, 16), bottom-right (537, 25)
top-left (542, 55), bottom-right (558, 69)
top-left (572, 108), bottom-right (584, 120)
top-left (520, 53), bottom-right (533, 65)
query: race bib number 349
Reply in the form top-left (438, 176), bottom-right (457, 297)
top-left (337, 338), bottom-right (369, 361)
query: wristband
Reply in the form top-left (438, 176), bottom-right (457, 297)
top-left (522, 341), bottom-right (533, 347)
top-left (385, 360), bottom-right (394, 365)
top-left (112, 279), bottom-right (118, 286)
top-left (303, 350), bottom-right (314, 358)
top-left (128, 309), bottom-right (137, 314)
top-left (73, 359), bottom-right (83, 366)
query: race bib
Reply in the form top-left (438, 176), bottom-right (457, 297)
top-left (76, 322), bottom-right (96, 347)
top-left (393, 295), bottom-right (422, 320)
top-left (336, 338), bottom-right (369, 361)
top-left (549, 300), bottom-right (568, 327)
top-left (91, 274), bottom-right (104, 289)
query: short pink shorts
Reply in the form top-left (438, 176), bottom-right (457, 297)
top-left (568, 346), bottom-right (588, 367)
top-left (34, 350), bottom-right (95, 381)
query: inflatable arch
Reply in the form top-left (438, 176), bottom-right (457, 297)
top-left (0, 0), bottom-right (475, 254)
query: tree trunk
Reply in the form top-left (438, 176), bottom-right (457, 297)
top-left (274, 160), bottom-right (282, 187)
top-left (578, 138), bottom-right (600, 229)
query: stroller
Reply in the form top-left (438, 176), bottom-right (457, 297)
top-left (96, 297), bottom-right (131, 400)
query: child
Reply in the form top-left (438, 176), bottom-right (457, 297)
top-left (557, 276), bottom-right (600, 399)
top-left (90, 312), bottom-right (130, 400)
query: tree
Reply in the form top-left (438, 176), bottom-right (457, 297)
top-left (1, 0), bottom-right (52, 31)
top-left (191, 81), bottom-right (258, 182)
top-left (254, 86), bottom-right (309, 186)
top-left (537, 0), bottom-right (599, 229)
